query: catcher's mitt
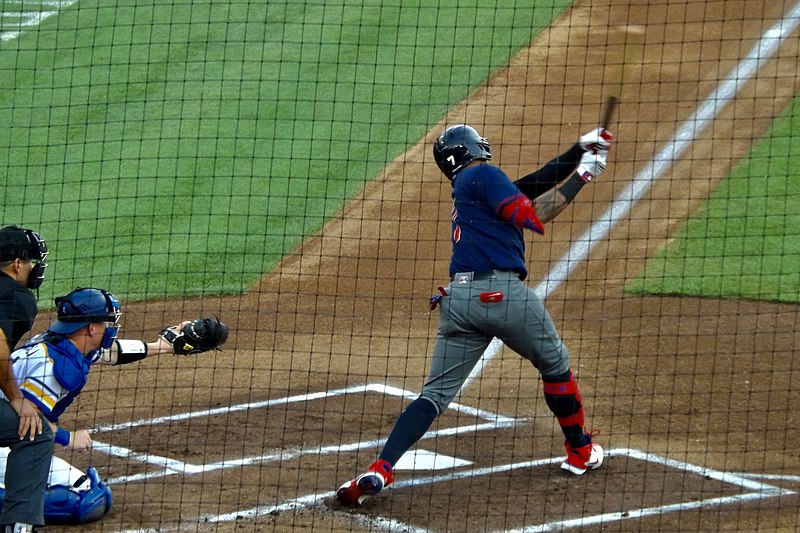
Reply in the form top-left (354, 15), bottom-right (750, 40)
top-left (160, 317), bottom-right (229, 355)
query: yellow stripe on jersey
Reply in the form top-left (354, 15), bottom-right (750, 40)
top-left (43, 343), bottom-right (53, 363)
top-left (22, 381), bottom-right (56, 410)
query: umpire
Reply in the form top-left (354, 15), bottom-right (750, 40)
top-left (0, 225), bottom-right (54, 533)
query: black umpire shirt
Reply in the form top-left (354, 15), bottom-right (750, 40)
top-left (0, 271), bottom-right (37, 350)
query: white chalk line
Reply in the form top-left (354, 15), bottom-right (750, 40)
top-left (91, 382), bottom-right (514, 435)
top-left (95, 383), bottom-right (523, 484)
top-left (462, 0), bottom-right (800, 389)
top-left (104, 1), bottom-right (800, 530)
top-left (98, 418), bottom-right (518, 485)
top-left (0, 0), bottom-right (77, 41)
top-left (111, 448), bottom-right (797, 533)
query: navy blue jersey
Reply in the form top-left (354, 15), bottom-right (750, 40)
top-left (449, 163), bottom-right (530, 278)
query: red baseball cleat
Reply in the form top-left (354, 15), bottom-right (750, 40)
top-left (336, 459), bottom-right (395, 506)
top-left (561, 440), bottom-right (604, 475)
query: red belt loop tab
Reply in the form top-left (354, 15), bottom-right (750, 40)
top-left (430, 286), bottom-right (448, 310)
top-left (479, 291), bottom-right (503, 303)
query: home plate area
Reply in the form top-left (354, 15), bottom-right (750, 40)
top-left (78, 383), bottom-right (798, 531)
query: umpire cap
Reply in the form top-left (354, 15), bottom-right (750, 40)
top-left (0, 225), bottom-right (34, 261)
top-left (0, 225), bottom-right (49, 289)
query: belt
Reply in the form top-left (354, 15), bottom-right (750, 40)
top-left (450, 270), bottom-right (522, 282)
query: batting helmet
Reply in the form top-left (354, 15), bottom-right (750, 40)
top-left (50, 288), bottom-right (121, 349)
top-left (432, 124), bottom-right (492, 180)
top-left (0, 225), bottom-right (48, 289)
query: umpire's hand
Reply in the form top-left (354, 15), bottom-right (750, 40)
top-left (11, 397), bottom-right (43, 441)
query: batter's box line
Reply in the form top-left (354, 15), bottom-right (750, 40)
top-left (111, 448), bottom-right (797, 533)
top-left (94, 383), bottom-right (523, 484)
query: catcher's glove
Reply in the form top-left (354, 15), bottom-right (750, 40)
top-left (160, 317), bottom-right (229, 355)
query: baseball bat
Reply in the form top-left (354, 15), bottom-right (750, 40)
top-left (601, 25), bottom-right (645, 129)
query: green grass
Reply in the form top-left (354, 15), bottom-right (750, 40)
top-left (625, 93), bottom-right (800, 303)
top-left (0, 0), bottom-right (572, 302)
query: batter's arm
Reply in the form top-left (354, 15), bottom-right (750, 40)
top-left (532, 187), bottom-right (572, 225)
top-left (534, 144), bottom-right (611, 224)
top-left (515, 143), bottom-right (582, 199)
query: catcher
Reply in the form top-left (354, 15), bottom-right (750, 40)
top-left (0, 287), bottom-right (228, 525)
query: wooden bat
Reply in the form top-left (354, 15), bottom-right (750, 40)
top-left (601, 25), bottom-right (645, 129)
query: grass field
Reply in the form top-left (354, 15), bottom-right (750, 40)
top-left (1, 0), bottom-right (797, 305)
top-left (1, 0), bottom-right (571, 302)
top-left (626, 93), bottom-right (800, 304)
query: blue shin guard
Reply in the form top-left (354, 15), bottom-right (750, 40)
top-left (43, 467), bottom-right (112, 524)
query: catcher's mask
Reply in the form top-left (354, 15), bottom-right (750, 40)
top-left (432, 124), bottom-right (492, 181)
top-left (0, 225), bottom-right (49, 290)
top-left (50, 288), bottom-right (121, 349)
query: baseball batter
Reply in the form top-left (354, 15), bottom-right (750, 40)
top-left (337, 124), bottom-right (613, 506)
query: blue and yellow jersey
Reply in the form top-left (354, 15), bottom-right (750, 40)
top-left (3, 337), bottom-right (95, 423)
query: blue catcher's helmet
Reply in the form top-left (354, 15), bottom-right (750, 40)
top-left (432, 124), bottom-right (492, 180)
top-left (50, 288), bottom-right (121, 349)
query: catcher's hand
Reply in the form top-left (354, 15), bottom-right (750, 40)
top-left (160, 317), bottom-right (229, 355)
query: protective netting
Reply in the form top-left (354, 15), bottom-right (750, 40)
top-left (1, 0), bottom-right (798, 531)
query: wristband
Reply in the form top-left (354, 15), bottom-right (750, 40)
top-left (55, 427), bottom-right (70, 446)
top-left (115, 339), bottom-right (148, 365)
top-left (557, 173), bottom-right (589, 203)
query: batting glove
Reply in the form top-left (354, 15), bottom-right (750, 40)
top-left (579, 127), bottom-right (614, 154)
top-left (576, 150), bottom-right (608, 183)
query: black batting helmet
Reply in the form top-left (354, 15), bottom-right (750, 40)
top-left (432, 124), bottom-right (492, 180)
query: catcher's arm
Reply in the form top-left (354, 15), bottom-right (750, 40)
top-left (48, 421), bottom-right (93, 450)
top-left (96, 323), bottom-right (186, 366)
top-left (98, 318), bottom-right (228, 365)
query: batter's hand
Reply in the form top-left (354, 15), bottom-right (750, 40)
top-left (12, 397), bottom-right (43, 441)
top-left (579, 127), bottom-right (614, 154)
top-left (576, 150), bottom-right (608, 183)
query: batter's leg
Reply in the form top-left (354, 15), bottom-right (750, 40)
top-left (542, 370), bottom-right (589, 448)
top-left (335, 330), bottom-right (490, 507)
top-left (496, 280), bottom-right (570, 376)
top-left (377, 397), bottom-right (439, 466)
top-left (494, 281), bottom-right (602, 474)
top-left (381, 328), bottom-right (491, 466)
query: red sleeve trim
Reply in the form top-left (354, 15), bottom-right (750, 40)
top-left (497, 194), bottom-right (545, 235)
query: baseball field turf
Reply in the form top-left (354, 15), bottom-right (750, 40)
top-left (626, 93), bottom-right (800, 304)
top-left (1, 0), bottom-right (571, 302)
top-left (1, 0), bottom-right (796, 304)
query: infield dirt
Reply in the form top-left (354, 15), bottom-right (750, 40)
top-left (44, 1), bottom-right (800, 531)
